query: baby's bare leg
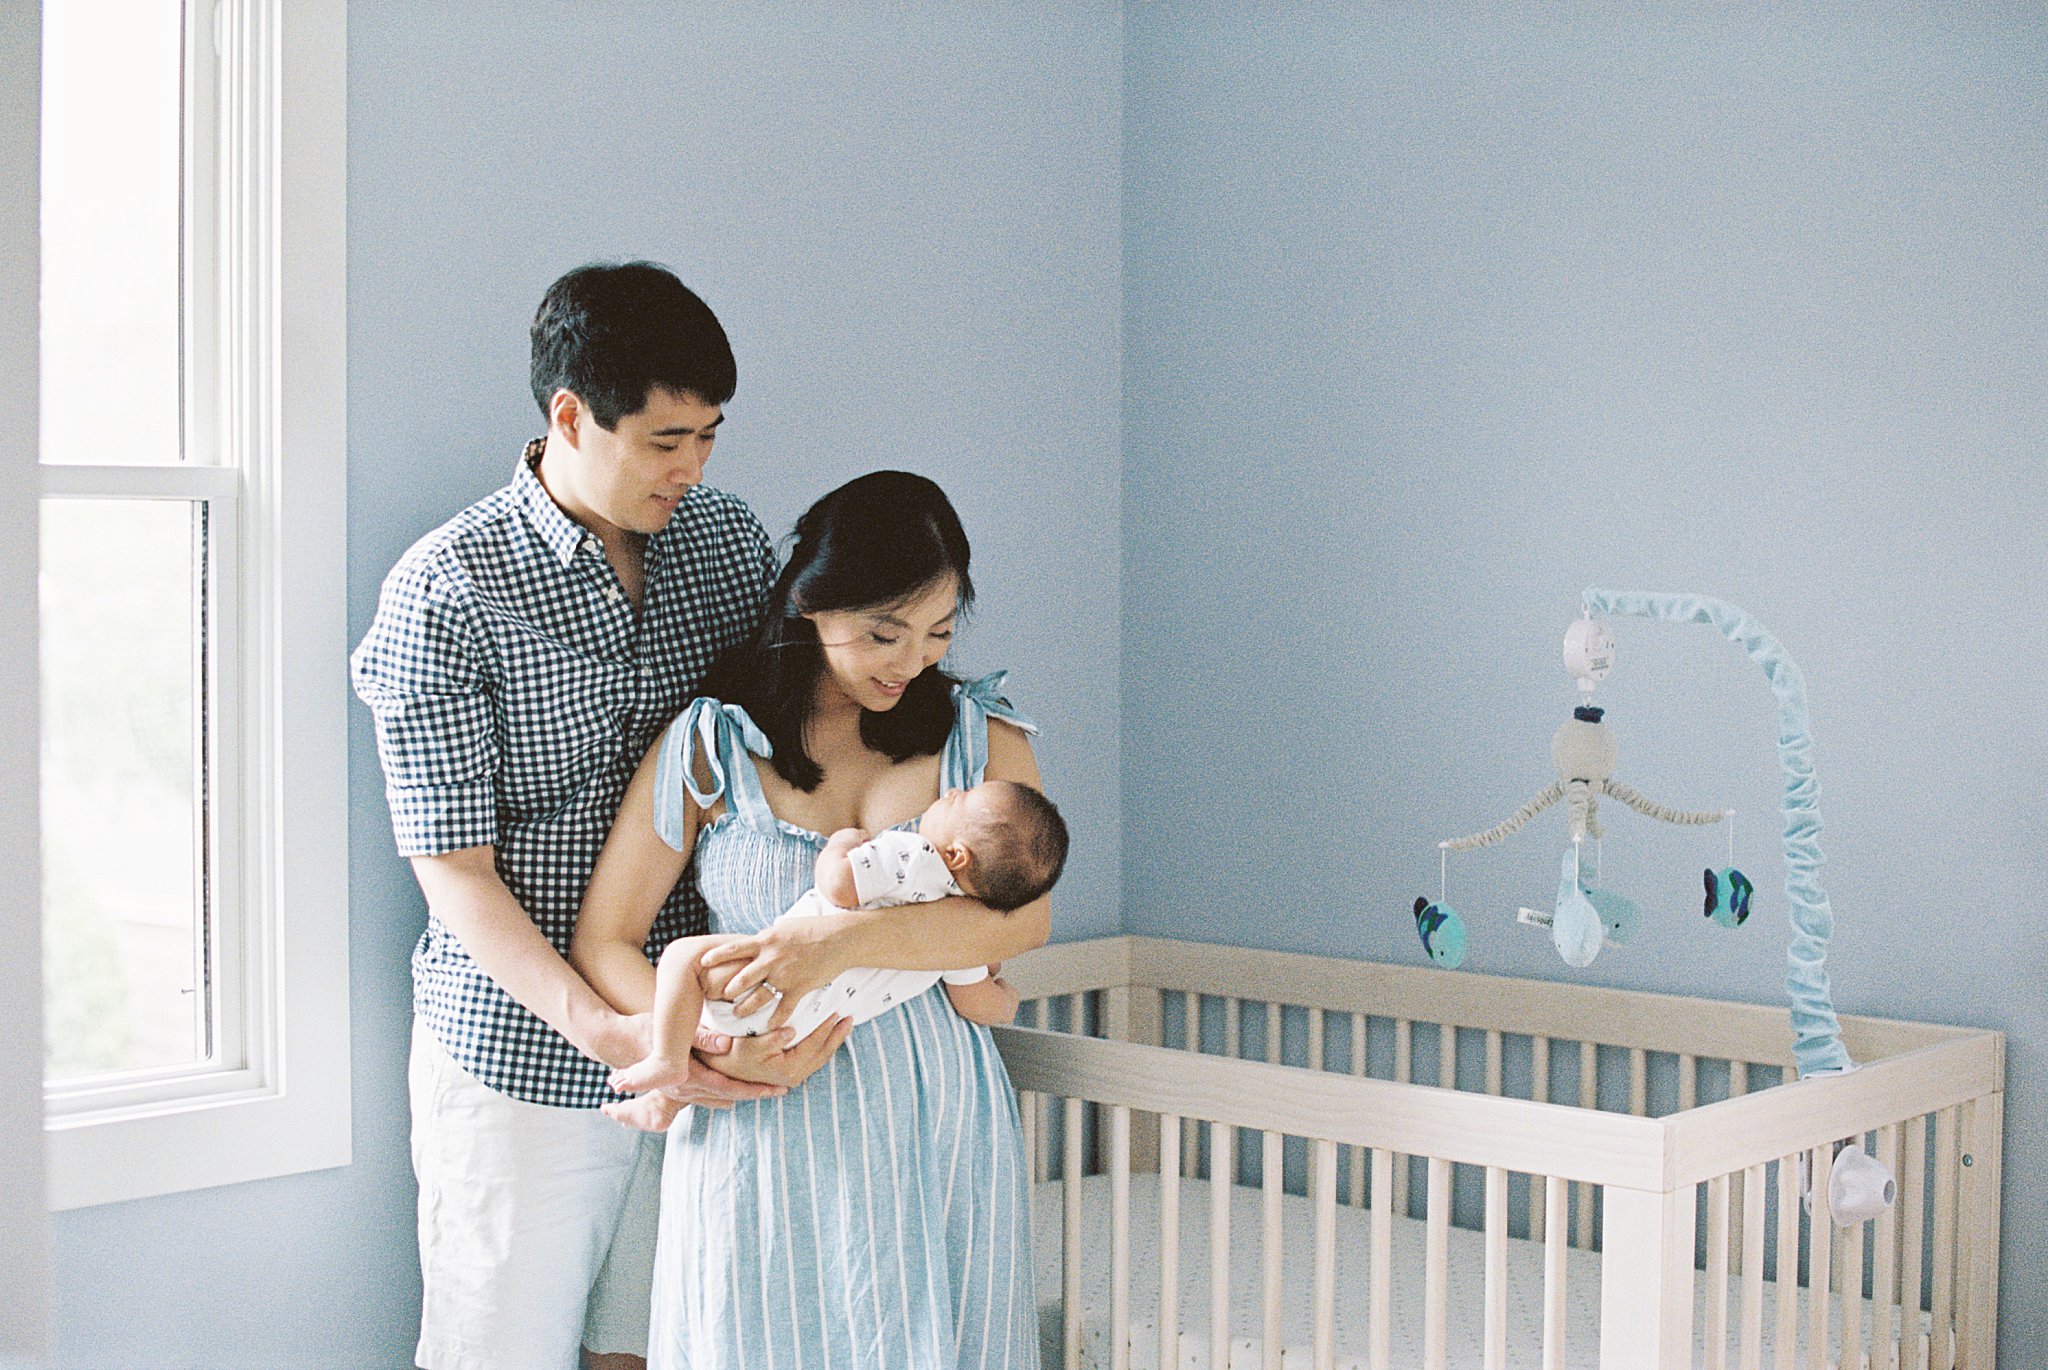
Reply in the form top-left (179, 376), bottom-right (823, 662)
top-left (608, 934), bottom-right (733, 1095)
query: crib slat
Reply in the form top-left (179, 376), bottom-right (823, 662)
top-left (1224, 999), bottom-right (1243, 1195)
top-left (1708, 1172), bottom-right (1731, 1370)
top-left (1314, 1139), bottom-right (1338, 1370)
top-left (1542, 1175), bottom-right (1567, 1370)
top-left (1529, 1036), bottom-right (1551, 1242)
top-left (1576, 1043), bottom-right (1597, 1250)
top-left (1440, 1021), bottom-right (1458, 1090)
top-left (1730, 1063), bottom-right (1750, 1276)
top-left (1160, 1115), bottom-right (1182, 1370)
top-left (1740, 1162), bottom-right (1767, 1370)
top-left (1267, 1001), bottom-right (1283, 1066)
top-left (1309, 1006), bottom-right (1326, 1073)
top-left (1806, 1146), bottom-right (1833, 1370)
top-left (1211, 1120), bottom-right (1232, 1370)
top-left (1349, 1014), bottom-right (1369, 1207)
top-left (1899, 1116), bottom-right (1928, 1370)
top-left (1184, 996), bottom-right (1202, 1179)
top-left (1111, 1106), bottom-right (1131, 1370)
top-left (1425, 1156), bottom-right (1451, 1370)
top-left (1068, 991), bottom-right (1084, 1037)
top-left (1393, 1022), bottom-right (1413, 1218)
top-left (1628, 1046), bottom-right (1648, 1117)
top-left (1485, 1029), bottom-right (1503, 1097)
top-left (1064, 1096), bottom-right (1084, 1370)
top-left (1930, 1109), bottom-right (1958, 1370)
top-left (1021, 1089), bottom-right (1039, 1195)
top-left (1840, 1191), bottom-right (1865, 1370)
top-left (1029, 1001), bottom-right (1049, 1184)
top-left (1870, 1124), bottom-right (1899, 1370)
top-left (1774, 1155), bottom-right (1799, 1370)
top-left (1371, 1149), bottom-right (1394, 1370)
top-left (1262, 1129), bottom-right (1283, 1370)
top-left (1679, 1053), bottom-right (1698, 1111)
top-left (1484, 1166), bottom-right (1508, 1370)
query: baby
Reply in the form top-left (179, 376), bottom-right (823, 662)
top-left (607, 779), bottom-right (1068, 1106)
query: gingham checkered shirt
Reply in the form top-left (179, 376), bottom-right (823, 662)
top-left (352, 441), bottom-right (774, 1106)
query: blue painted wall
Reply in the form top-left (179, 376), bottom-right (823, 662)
top-left (1122, 5), bottom-right (2045, 1360)
top-left (42, 5), bottom-right (1122, 1366)
top-left (38, 4), bottom-right (2046, 1364)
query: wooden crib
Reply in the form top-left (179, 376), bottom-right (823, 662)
top-left (992, 937), bottom-right (2004, 1370)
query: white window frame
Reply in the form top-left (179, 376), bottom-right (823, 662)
top-left (38, 0), bottom-right (350, 1211)
top-left (4, 0), bottom-right (50, 1350)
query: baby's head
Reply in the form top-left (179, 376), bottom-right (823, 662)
top-left (920, 780), bottom-right (1069, 913)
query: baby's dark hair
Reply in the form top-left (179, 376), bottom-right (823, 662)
top-left (959, 781), bottom-right (1069, 913)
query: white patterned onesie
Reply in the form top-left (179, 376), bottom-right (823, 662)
top-left (701, 828), bottom-right (990, 1040)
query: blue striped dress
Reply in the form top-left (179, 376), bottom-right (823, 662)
top-left (646, 674), bottom-right (1042, 1370)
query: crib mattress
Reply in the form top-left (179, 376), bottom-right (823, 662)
top-left (1032, 1174), bottom-right (1923, 1370)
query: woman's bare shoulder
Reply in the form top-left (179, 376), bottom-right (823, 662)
top-left (984, 717), bottom-right (1042, 786)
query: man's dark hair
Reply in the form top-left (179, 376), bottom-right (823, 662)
top-left (530, 261), bottom-right (736, 429)
top-left (961, 781), bottom-right (1069, 913)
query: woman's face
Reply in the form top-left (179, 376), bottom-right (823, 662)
top-left (806, 575), bottom-right (959, 713)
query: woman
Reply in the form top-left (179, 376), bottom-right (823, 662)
top-left (572, 471), bottom-right (1048, 1369)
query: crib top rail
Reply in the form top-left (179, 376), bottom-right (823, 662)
top-left (991, 1020), bottom-right (2001, 1193)
top-left (990, 1023), bottom-right (1669, 1188)
top-left (1663, 1032), bottom-right (2003, 1186)
top-left (1010, 936), bottom-right (1983, 1070)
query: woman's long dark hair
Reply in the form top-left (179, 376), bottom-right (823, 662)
top-left (703, 471), bottom-right (975, 791)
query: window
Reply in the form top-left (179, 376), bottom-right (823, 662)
top-left (37, 0), bottom-right (349, 1209)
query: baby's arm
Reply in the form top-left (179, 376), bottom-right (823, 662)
top-left (812, 826), bottom-right (870, 909)
top-left (607, 933), bottom-right (736, 1096)
top-left (943, 968), bottom-right (1021, 1026)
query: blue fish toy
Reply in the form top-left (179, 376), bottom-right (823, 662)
top-left (1704, 867), bottom-right (1753, 928)
top-left (1412, 897), bottom-right (1468, 969)
top-left (1582, 886), bottom-right (1642, 945)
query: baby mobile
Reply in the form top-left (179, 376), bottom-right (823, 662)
top-left (1416, 613), bottom-right (1746, 972)
top-left (1412, 588), bottom-right (1853, 1082)
top-left (1409, 589), bottom-right (1891, 1219)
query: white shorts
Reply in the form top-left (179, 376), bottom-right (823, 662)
top-left (409, 1020), bottom-right (663, 1370)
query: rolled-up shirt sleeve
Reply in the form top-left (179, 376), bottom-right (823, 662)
top-left (351, 561), bottom-right (499, 856)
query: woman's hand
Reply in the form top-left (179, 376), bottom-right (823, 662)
top-left (699, 1015), bottom-right (854, 1088)
top-left (700, 916), bottom-right (857, 1028)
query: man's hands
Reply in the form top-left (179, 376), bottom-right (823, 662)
top-left (707, 1014), bottom-right (854, 1087)
top-left (599, 1024), bottom-right (787, 1132)
top-left (603, 1016), bottom-right (853, 1132)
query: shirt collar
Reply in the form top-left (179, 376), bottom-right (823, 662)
top-left (514, 437), bottom-right (591, 568)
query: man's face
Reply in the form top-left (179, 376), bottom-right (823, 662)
top-left (547, 385), bottom-right (723, 538)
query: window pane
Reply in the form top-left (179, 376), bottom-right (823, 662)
top-left (42, 499), bottom-right (206, 1081)
top-left (39, 0), bottom-right (183, 466)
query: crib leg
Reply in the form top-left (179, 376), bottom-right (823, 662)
top-left (1598, 1184), bottom-right (1697, 1370)
top-left (1955, 1092), bottom-right (2004, 1370)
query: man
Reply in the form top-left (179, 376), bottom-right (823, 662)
top-left (353, 262), bottom-right (839, 1370)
